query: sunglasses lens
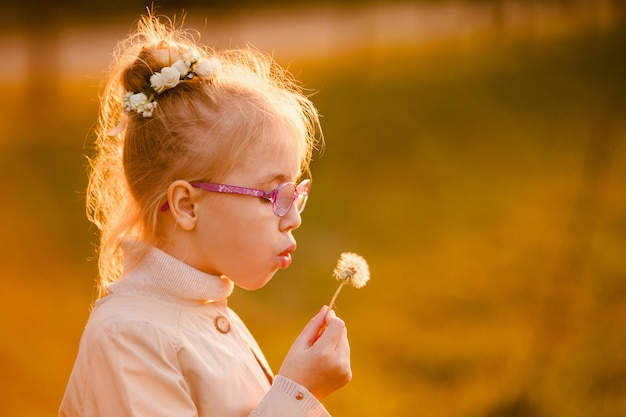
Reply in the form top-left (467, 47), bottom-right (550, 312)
top-left (294, 180), bottom-right (310, 213)
top-left (275, 183), bottom-right (297, 216)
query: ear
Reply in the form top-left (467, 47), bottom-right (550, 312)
top-left (166, 180), bottom-right (198, 231)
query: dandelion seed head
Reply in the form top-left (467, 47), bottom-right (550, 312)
top-left (332, 252), bottom-right (370, 289)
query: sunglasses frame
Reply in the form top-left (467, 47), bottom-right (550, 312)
top-left (160, 179), bottom-right (311, 217)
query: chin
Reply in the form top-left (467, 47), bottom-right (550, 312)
top-left (237, 270), bottom-right (278, 291)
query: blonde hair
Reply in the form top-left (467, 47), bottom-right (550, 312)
top-left (87, 13), bottom-right (322, 298)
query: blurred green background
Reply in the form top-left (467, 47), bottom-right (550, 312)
top-left (1, 1), bottom-right (625, 416)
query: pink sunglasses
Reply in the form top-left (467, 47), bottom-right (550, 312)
top-left (160, 179), bottom-right (311, 217)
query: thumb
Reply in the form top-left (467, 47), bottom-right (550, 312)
top-left (295, 305), bottom-right (329, 347)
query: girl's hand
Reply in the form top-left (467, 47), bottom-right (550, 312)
top-left (277, 306), bottom-right (352, 400)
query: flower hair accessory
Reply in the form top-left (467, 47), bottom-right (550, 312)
top-left (123, 92), bottom-right (157, 118)
top-left (123, 50), bottom-right (221, 118)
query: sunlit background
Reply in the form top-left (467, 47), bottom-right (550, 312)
top-left (1, 0), bottom-right (625, 416)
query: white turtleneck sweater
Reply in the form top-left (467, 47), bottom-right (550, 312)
top-left (59, 241), bottom-right (329, 417)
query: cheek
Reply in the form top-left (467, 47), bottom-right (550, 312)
top-left (198, 197), bottom-right (278, 245)
top-left (209, 210), bottom-right (272, 249)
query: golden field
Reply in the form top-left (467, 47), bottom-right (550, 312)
top-left (1, 3), bottom-right (625, 416)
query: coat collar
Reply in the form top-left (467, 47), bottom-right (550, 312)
top-left (107, 239), bottom-right (234, 304)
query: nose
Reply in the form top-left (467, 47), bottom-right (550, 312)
top-left (280, 203), bottom-right (302, 231)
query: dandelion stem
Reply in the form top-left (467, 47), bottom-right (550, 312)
top-left (328, 281), bottom-right (346, 310)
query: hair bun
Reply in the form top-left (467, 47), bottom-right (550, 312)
top-left (122, 41), bottom-right (190, 94)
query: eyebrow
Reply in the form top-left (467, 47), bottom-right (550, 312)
top-left (254, 173), bottom-right (294, 189)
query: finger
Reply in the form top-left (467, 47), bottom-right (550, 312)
top-left (317, 310), bottom-right (347, 346)
top-left (325, 308), bottom-right (338, 324)
top-left (296, 305), bottom-right (330, 347)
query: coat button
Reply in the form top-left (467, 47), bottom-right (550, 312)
top-left (215, 315), bottom-right (230, 334)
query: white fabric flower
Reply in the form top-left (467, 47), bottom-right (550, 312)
top-left (129, 92), bottom-right (148, 109)
top-left (150, 66), bottom-right (181, 93)
top-left (194, 57), bottom-right (221, 78)
top-left (123, 92), bottom-right (157, 117)
top-left (171, 60), bottom-right (190, 78)
top-left (183, 49), bottom-right (200, 67)
top-left (150, 73), bottom-right (167, 93)
top-left (141, 101), bottom-right (157, 118)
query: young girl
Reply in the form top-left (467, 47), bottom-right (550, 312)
top-left (60, 13), bottom-right (351, 417)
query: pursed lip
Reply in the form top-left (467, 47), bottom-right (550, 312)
top-left (279, 242), bottom-right (297, 258)
top-left (278, 242), bottom-right (297, 269)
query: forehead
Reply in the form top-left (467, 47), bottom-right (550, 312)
top-left (231, 121), bottom-right (303, 185)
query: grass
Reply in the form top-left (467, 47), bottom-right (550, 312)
top-left (1, 23), bottom-right (625, 417)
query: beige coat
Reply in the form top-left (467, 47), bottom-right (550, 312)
top-left (59, 241), bottom-right (329, 417)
